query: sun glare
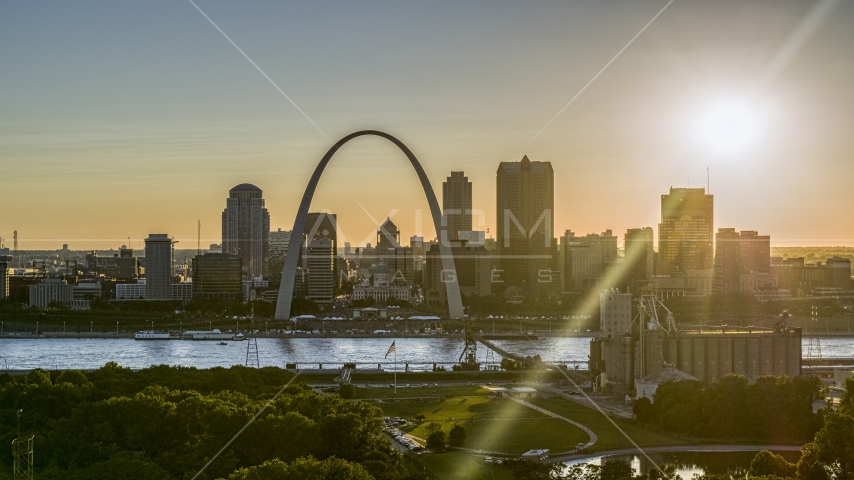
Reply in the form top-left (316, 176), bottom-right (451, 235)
top-left (693, 97), bottom-right (765, 158)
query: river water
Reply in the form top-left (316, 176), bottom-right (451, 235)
top-left (0, 336), bottom-right (852, 371)
top-left (571, 450), bottom-right (801, 478)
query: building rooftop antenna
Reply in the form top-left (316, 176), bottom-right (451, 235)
top-left (13, 230), bottom-right (19, 268)
top-left (197, 220), bottom-right (201, 255)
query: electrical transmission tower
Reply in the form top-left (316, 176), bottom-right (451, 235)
top-left (13, 410), bottom-right (33, 480)
top-left (245, 337), bottom-right (260, 368)
top-left (805, 305), bottom-right (822, 359)
top-left (12, 436), bottom-right (33, 480)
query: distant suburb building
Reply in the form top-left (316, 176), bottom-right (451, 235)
top-left (222, 183), bottom-right (270, 278)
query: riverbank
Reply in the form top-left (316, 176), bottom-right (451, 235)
top-left (0, 331), bottom-right (597, 339)
top-left (3, 330), bottom-right (853, 340)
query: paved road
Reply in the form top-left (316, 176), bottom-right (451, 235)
top-left (553, 444), bottom-right (803, 463)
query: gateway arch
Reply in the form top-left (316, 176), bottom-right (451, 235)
top-left (274, 130), bottom-right (464, 320)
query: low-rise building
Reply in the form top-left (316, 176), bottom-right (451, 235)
top-left (116, 280), bottom-right (146, 300)
top-left (29, 278), bottom-right (75, 308)
top-left (352, 262), bottom-right (411, 303)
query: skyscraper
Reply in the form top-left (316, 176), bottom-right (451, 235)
top-left (306, 237), bottom-right (334, 304)
top-left (144, 234), bottom-right (173, 300)
top-left (443, 171), bottom-right (472, 242)
top-left (658, 187), bottom-right (714, 275)
top-left (713, 228), bottom-right (742, 294)
top-left (304, 212), bottom-right (338, 287)
top-left (496, 156), bottom-right (556, 294)
top-left (268, 229), bottom-right (292, 285)
top-left (559, 230), bottom-right (618, 292)
top-left (624, 227), bottom-right (655, 290)
top-left (738, 230), bottom-right (771, 274)
top-left (222, 183), bottom-right (270, 278)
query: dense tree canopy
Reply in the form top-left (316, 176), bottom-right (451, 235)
top-left (0, 364), bottom-right (410, 479)
top-left (634, 374), bottom-right (824, 442)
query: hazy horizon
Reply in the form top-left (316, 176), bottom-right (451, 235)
top-left (3, 0), bottom-right (854, 250)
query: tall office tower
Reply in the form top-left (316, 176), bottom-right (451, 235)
top-left (144, 234), bottom-right (173, 300)
top-left (305, 212), bottom-right (338, 253)
top-left (222, 183), bottom-right (270, 278)
top-left (713, 228), bottom-right (742, 294)
top-left (0, 248), bottom-right (10, 299)
top-left (738, 230), bottom-right (771, 274)
top-left (303, 212), bottom-right (337, 286)
top-left (267, 229), bottom-right (292, 285)
top-left (658, 187), bottom-right (714, 275)
top-left (117, 246), bottom-right (139, 280)
top-left (192, 253), bottom-right (243, 301)
top-left (714, 229), bottom-right (772, 294)
top-left (306, 237), bottom-right (334, 304)
top-left (624, 227), bottom-right (655, 289)
top-left (560, 230), bottom-right (618, 292)
top-left (496, 156), bottom-right (556, 294)
top-left (443, 171), bottom-right (472, 242)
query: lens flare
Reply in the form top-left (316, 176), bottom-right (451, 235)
top-left (693, 97), bottom-right (765, 158)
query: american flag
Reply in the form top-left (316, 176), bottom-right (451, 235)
top-left (385, 340), bottom-right (396, 359)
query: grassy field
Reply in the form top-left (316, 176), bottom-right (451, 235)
top-left (362, 385), bottom-right (589, 455)
top-left (391, 392), bottom-right (688, 479)
top-left (527, 397), bottom-right (687, 452)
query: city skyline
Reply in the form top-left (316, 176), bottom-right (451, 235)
top-left (4, 1), bottom-right (854, 249)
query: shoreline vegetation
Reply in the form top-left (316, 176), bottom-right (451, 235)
top-left (1, 363), bottom-right (851, 479)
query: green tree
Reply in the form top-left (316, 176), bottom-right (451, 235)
top-left (811, 411), bottom-right (854, 479)
top-left (338, 383), bottom-right (357, 399)
top-left (632, 397), bottom-right (654, 422)
top-left (56, 369), bottom-right (90, 386)
top-left (225, 456), bottom-right (373, 480)
top-left (448, 424), bottom-right (467, 447)
top-left (426, 430), bottom-right (446, 453)
top-left (796, 442), bottom-right (830, 480)
top-left (748, 450), bottom-right (796, 478)
top-left (599, 459), bottom-right (635, 480)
